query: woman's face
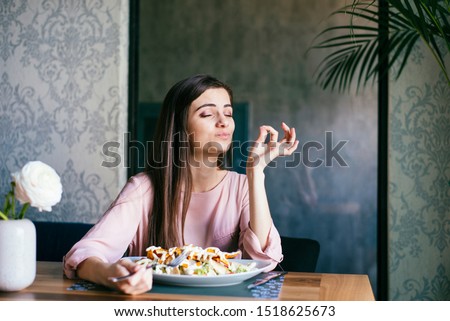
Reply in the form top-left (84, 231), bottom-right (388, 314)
top-left (187, 88), bottom-right (235, 160)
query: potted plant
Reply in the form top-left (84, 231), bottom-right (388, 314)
top-left (0, 161), bottom-right (62, 291)
top-left (308, 0), bottom-right (449, 93)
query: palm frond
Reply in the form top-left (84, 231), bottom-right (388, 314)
top-left (390, 0), bottom-right (449, 83)
top-left (311, 32), bottom-right (378, 92)
top-left (308, 0), bottom-right (450, 93)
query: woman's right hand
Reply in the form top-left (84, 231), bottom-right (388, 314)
top-left (77, 257), bottom-right (153, 295)
top-left (107, 259), bottom-right (153, 295)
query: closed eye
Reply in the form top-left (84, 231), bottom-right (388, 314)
top-left (224, 107), bottom-right (233, 117)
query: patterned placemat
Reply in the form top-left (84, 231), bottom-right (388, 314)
top-left (67, 272), bottom-right (285, 299)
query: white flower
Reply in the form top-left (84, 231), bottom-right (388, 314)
top-left (11, 161), bottom-right (63, 212)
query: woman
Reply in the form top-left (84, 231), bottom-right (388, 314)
top-left (63, 74), bottom-right (299, 295)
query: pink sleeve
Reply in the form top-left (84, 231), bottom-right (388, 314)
top-left (238, 177), bottom-right (283, 272)
top-left (63, 174), bottom-right (152, 279)
top-left (241, 223), bottom-right (283, 271)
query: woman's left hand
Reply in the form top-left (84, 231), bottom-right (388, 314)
top-left (247, 122), bottom-right (299, 172)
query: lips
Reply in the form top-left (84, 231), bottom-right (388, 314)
top-left (216, 133), bottom-right (231, 139)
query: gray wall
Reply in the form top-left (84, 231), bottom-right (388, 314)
top-left (138, 0), bottom-right (378, 293)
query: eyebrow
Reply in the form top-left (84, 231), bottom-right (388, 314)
top-left (195, 103), bottom-right (233, 112)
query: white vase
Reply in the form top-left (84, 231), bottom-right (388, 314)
top-left (0, 218), bottom-right (36, 292)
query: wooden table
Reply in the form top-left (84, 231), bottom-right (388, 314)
top-left (0, 261), bottom-right (374, 301)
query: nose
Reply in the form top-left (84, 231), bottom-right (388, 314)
top-left (216, 113), bottom-right (229, 128)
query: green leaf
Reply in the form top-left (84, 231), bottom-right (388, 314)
top-left (18, 203), bottom-right (30, 220)
top-left (307, 0), bottom-right (450, 93)
top-left (0, 210), bottom-right (8, 221)
top-left (389, 31), bottom-right (420, 79)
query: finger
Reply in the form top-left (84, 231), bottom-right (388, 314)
top-left (264, 126), bottom-right (278, 144)
top-left (262, 126), bottom-right (278, 147)
top-left (127, 265), bottom-right (146, 286)
top-left (114, 264), bottom-right (145, 288)
top-left (280, 122), bottom-right (292, 143)
top-left (281, 121), bottom-right (290, 134)
top-left (284, 140), bottom-right (300, 155)
top-left (255, 126), bottom-right (269, 143)
top-left (119, 258), bottom-right (140, 273)
top-left (289, 127), bottom-right (296, 144)
top-left (283, 122), bottom-right (296, 140)
top-left (127, 268), bottom-right (153, 294)
top-left (134, 268), bottom-right (153, 289)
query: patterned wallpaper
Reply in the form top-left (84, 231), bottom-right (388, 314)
top-left (389, 44), bottom-right (450, 300)
top-left (0, 0), bottom-right (129, 223)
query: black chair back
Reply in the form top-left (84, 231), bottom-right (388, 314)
top-left (33, 221), bottom-right (93, 262)
top-left (277, 236), bottom-right (320, 272)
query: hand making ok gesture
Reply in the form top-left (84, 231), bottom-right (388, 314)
top-left (247, 122), bottom-right (299, 172)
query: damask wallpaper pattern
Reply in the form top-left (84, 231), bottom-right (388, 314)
top-left (0, 0), bottom-right (129, 223)
top-left (389, 44), bottom-right (450, 300)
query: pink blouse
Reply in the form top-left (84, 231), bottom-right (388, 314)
top-left (63, 171), bottom-right (283, 278)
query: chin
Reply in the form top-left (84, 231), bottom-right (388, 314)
top-left (204, 140), bottom-right (232, 154)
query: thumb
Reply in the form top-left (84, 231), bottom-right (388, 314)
top-left (119, 258), bottom-right (142, 273)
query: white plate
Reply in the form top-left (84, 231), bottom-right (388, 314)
top-left (123, 257), bottom-right (269, 287)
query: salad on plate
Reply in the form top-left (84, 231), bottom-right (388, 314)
top-left (135, 244), bottom-right (257, 276)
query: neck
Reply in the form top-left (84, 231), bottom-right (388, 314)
top-left (189, 162), bottom-right (227, 193)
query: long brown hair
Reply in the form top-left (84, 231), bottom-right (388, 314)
top-left (146, 74), bottom-right (233, 248)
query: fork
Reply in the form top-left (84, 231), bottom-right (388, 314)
top-left (109, 249), bottom-right (189, 283)
top-left (167, 248), bottom-right (189, 267)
